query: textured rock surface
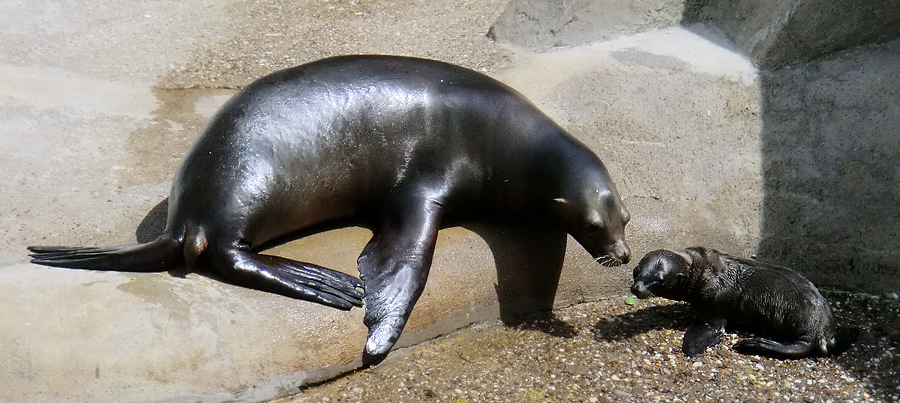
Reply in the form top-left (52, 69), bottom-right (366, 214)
top-left (756, 41), bottom-right (900, 292)
top-left (487, 0), bottom-right (687, 48)
top-left (685, 0), bottom-right (900, 68)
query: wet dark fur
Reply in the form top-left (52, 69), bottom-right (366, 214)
top-left (28, 55), bottom-right (631, 364)
top-left (631, 247), bottom-right (859, 358)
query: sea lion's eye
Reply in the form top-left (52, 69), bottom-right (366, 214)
top-left (586, 222), bottom-right (602, 234)
top-left (655, 261), bottom-right (667, 279)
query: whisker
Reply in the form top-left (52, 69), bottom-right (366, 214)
top-left (592, 254), bottom-right (625, 267)
top-left (593, 254), bottom-right (610, 263)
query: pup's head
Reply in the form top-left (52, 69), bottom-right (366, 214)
top-left (630, 249), bottom-right (693, 301)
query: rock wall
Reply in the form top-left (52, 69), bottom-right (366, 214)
top-left (488, 0), bottom-right (688, 48)
top-left (757, 40), bottom-right (900, 292)
top-left (686, 0), bottom-right (900, 68)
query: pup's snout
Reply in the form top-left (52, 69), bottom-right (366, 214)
top-left (631, 281), bottom-right (653, 299)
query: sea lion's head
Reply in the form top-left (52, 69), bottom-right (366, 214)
top-left (631, 249), bottom-right (693, 300)
top-left (552, 183), bottom-right (631, 267)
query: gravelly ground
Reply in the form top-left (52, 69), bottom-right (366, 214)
top-left (278, 290), bottom-right (900, 403)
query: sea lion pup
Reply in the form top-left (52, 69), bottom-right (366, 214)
top-left (631, 247), bottom-right (859, 358)
top-left (28, 55), bottom-right (631, 363)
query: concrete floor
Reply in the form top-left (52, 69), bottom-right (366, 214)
top-left (1, 1), bottom-right (894, 402)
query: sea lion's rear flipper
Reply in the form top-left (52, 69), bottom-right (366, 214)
top-left (733, 337), bottom-right (816, 358)
top-left (683, 316), bottom-right (727, 357)
top-left (208, 250), bottom-right (364, 310)
top-left (28, 237), bottom-right (182, 272)
top-left (357, 194), bottom-right (445, 365)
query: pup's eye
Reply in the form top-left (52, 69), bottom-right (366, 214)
top-left (655, 261), bottom-right (666, 279)
top-left (586, 223), bottom-right (602, 234)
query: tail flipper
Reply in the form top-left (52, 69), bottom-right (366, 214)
top-left (827, 327), bottom-right (861, 356)
top-left (29, 236), bottom-right (364, 311)
top-left (28, 237), bottom-right (182, 272)
top-left (733, 337), bottom-right (815, 359)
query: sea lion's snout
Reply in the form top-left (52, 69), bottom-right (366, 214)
top-left (592, 239), bottom-right (631, 267)
top-left (613, 240), bottom-right (631, 264)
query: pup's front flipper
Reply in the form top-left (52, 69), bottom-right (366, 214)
top-left (734, 337), bottom-right (815, 359)
top-left (358, 193), bottom-right (445, 365)
top-left (683, 315), bottom-right (727, 357)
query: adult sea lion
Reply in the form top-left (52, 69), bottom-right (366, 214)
top-left (29, 55), bottom-right (631, 363)
top-left (631, 247), bottom-right (858, 358)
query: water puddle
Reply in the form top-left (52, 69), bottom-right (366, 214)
top-left (121, 86), bottom-right (236, 185)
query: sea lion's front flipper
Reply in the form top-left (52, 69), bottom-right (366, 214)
top-left (358, 195), bottom-right (445, 365)
top-left (733, 337), bottom-right (815, 358)
top-left (209, 249), bottom-right (364, 310)
top-left (682, 315), bottom-right (727, 357)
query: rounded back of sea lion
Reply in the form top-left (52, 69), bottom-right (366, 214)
top-left (715, 252), bottom-right (834, 340)
top-left (166, 55), bottom-right (630, 262)
top-left (165, 55), bottom-right (506, 245)
top-left (29, 55), bottom-right (634, 360)
top-left (638, 247), bottom-right (851, 358)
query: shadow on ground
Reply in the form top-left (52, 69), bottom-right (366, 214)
top-left (464, 221), bottom-right (568, 328)
top-left (593, 303), bottom-right (692, 342)
top-left (828, 291), bottom-right (900, 402)
top-left (136, 199), bottom-right (575, 338)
